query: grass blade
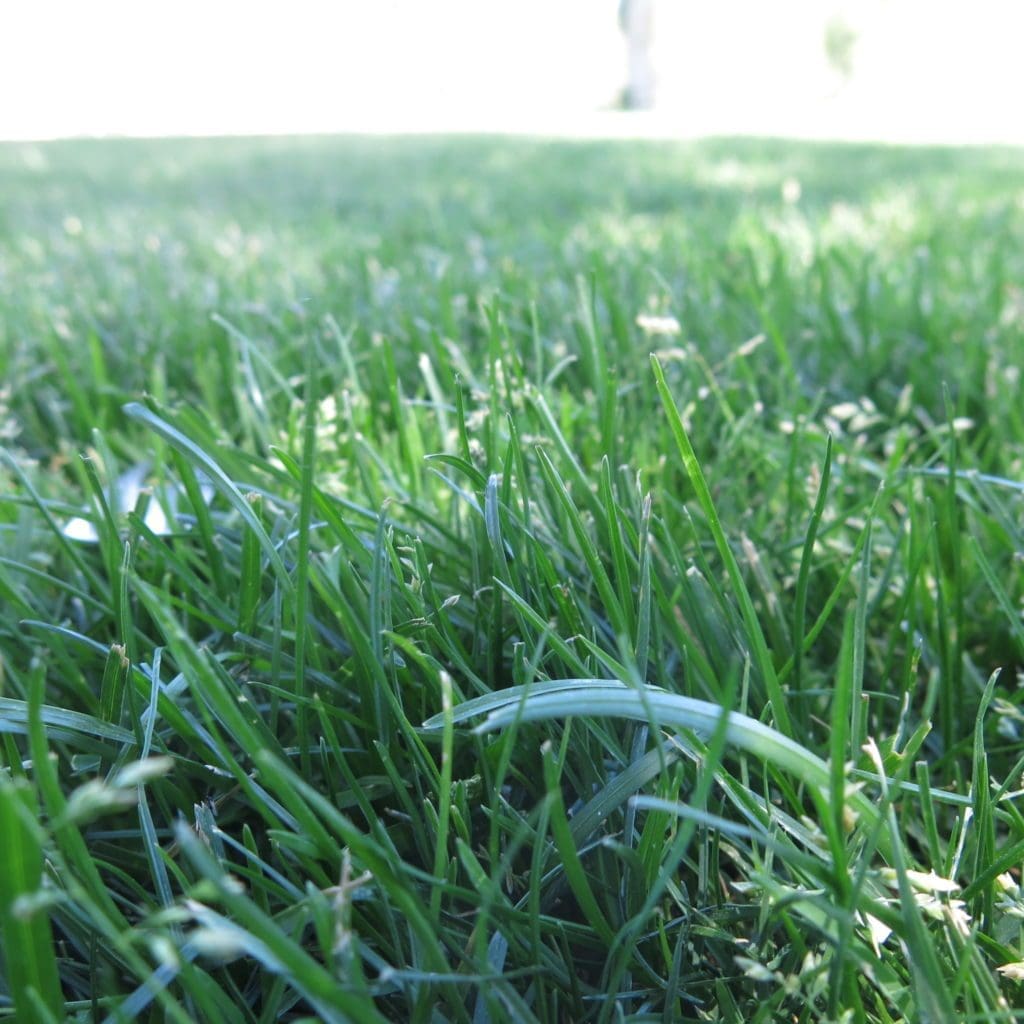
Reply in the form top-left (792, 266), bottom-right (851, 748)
top-left (651, 355), bottom-right (791, 737)
top-left (0, 774), bottom-right (64, 1023)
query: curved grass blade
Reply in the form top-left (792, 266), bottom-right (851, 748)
top-left (0, 696), bottom-right (135, 746)
top-left (123, 402), bottom-right (292, 593)
top-left (429, 679), bottom-right (883, 839)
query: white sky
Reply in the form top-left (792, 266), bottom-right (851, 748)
top-left (1, 0), bottom-right (1022, 143)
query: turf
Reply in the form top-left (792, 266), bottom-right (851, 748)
top-left (1, 134), bottom-right (1024, 1022)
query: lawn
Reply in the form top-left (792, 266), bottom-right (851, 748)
top-left (1, 134), bottom-right (1024, 1022)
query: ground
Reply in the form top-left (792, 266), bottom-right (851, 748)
top-left (1, 135), bottom-right (1024, 1022)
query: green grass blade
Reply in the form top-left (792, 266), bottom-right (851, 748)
top-left (429, 678), bottom-right (883, 840)
top-left (0, 774), bottom-right (64, 1022)
top-left (791, 434), bottom-right (832, 717)
top-left (123, 401), bottom-right (292, 591)
top-left (651, 355), bottom-right (791, 737)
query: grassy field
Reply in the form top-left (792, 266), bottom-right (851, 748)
top-left (1, 134), bottom-right (1024, 1022)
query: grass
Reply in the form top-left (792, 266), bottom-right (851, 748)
top-left (1, 133), bottom-right (1024, 1021)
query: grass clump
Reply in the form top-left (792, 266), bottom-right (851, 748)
top-left (1, 134), bottom-right (1024, 1021)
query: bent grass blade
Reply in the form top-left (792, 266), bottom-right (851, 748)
top-left (425, 679), bottom-right (884, 844)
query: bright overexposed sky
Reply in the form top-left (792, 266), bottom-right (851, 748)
top-left (2, 0), bottom-right (1022, 143)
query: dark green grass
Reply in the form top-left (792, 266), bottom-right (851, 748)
top-left (1, 134), bottom-right (1024, 1021)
